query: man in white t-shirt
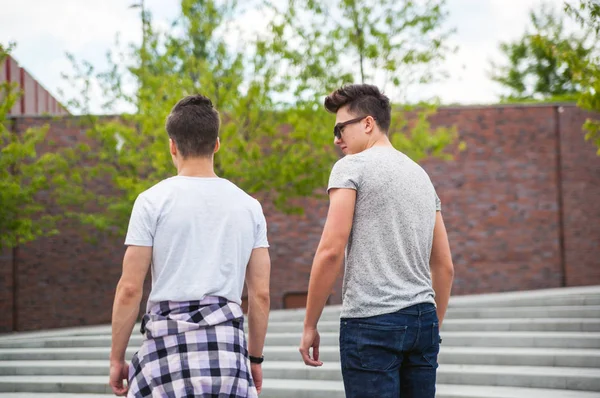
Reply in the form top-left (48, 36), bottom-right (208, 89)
top-left (108, 94), bottom-right (271, 397)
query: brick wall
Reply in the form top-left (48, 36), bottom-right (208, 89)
top-left (0, 247), bottom-right (13, 332)
top-left (1, 104), bottom-right (599, 333)
top-left (1, 116), bottom-right (149, 333)
top-left (558, 106), bottom-right (600, 286)
top-left (259, 197), bottom-right (344, 309)
top-left (422, 106), bottom-right (565, 294)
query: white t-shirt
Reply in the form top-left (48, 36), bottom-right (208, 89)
top-left (124, 176), bottom-right (269, 311)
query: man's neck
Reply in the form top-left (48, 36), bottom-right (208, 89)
top-left (367, 134), bottom-right (393, 149)
top-left (176, 157), bottom-right (218, 178)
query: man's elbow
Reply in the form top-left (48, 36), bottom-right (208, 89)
top-left (318, 246), bottom-right (345, 267)
top-left (115, 281), bottom-right (143, 304)
top-left (431, 260), bottom-right (455, 277)
top-left (249, 289), bottom-right (270, 305)
top-left (247, 290), bottom-right (270, 316)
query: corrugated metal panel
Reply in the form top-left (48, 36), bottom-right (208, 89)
top-left (23, 71), bottom-right (37, 114)
top-left (1, 55), bottom-right (69, 116)
top-left (8, 57), bottom-right (20, 115)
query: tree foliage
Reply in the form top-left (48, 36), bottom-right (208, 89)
top-left (0, 44), bottom-right (85, 250)
top-left (490, 2), bottom-right (594, 101)
top-left (561, 0), bottom-right (600, 154)
top-left (61, 0), bottom-right (459, 235)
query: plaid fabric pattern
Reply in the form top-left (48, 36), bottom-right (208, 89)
top-left (127, 297), bottom-right (257, 397)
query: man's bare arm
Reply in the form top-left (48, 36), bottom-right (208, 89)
top-left (109, 245), bottom-right (151, 396)
top-left (299, 188), bottom-right (355, 367)
top-left (245, 247), bottom-right (270, 394)
top-left (245, 247), bottom-right (271, 358)
top-left (303, 188), bottom-right (355, 330)
top-left (430, 211), bottom-right (454, 327)
top-left (110, 246), bottom-right (152, 363)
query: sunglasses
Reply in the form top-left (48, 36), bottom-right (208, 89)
top-left (333, 115), bottom-right (374, 139)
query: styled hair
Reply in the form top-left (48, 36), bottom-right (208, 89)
top-left (165, 94), bottom-right (220, 158)
top-left (324, 84), bottom-right (392, 133)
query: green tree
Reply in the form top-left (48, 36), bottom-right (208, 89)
top-left (1, 44), bottom-right (89, 331)
top-left (262, 0), bottom-right (460, 157)
top-left (62, 0), bottom-right (459, 235)
top-left (264, 0), bottom-right (455, 99)
top-left (523, 1), bottom-right (600, 153)
top-left (562, 0), bottom-right (600, 153)
top-left (490, 2), bottom-right (594, 101)
top-left (0, 44), bottom-right (85, 251)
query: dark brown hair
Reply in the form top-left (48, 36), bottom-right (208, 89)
top-left (324, 84), bottom-right (391, 133)
top-left (165, 94), bottom-right (220, 158)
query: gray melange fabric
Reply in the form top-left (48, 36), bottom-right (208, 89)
top-left (328, 146), bottom-right (441, 319)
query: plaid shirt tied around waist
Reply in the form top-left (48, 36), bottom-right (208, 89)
top-left (127, 297), bottom-right (257, 398)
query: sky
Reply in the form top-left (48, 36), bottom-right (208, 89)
top-left (1, 0), bottom-right (569, 113)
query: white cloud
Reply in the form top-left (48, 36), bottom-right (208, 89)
top-left (1, 0), bottom-right (179, 111)
top-left (415, 0), bottom-right (567, 104)
top-left (0, 0), bottom-right (572, 111)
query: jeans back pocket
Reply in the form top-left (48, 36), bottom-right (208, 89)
top-left (357, 323), bottom-right (408, 371)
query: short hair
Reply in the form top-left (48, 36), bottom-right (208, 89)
top-left (165, 94), bottom-right (220, 158)
top-left (324, 84), bottom-right (391, 133)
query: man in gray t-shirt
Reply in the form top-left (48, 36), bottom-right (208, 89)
top-left (299, 84), bottom-right (455, 398)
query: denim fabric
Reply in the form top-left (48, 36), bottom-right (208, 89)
top-left (339, 303), bottom-right (440, 398)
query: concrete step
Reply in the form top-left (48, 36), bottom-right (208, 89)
top-left (439, 347), bottom-right (600, 368)
top-left (0, 386), bottom-right (598, 398)
top-left (0, 376), bottom-right (111, 394)
top-left (0, 347), bottom-right (138, 361)
top-left (0, 385), bottom-right (598, 398)
top-left (435, 384), bottom-right (600, 398)
top-left (439, 331), bottom-right (600, 349)
top-left (2, 361), bottom-right (598, 392)
top-left (2, 317), bottom-right (599, 346)
top-left (0, 395), bottom-right (115, 398)
top-left (0, 360), bottom-right (108, 376)
top-left (448, 286), bottom-right (600, 308)
top-left (268, 305), bottom-right (600, 322)
top-left (0, 325), bottom-right (113, 342)
top-left (256, 362), bottom-right (600, 391)
top-left (2, 316), bottom-right (597, 348)
top-left (450, 295), bottom-right (600, 308)
top-left (268, 331), bottom-right (600, 349)
top-left (254, 318), bottom-right (600, 333)
top-left (444, 306), bottom-right (600, 320)
top-left (262, 346), bottom-right (600, 368)
top-left (1, 331), bottom-right (597, 349)
top-left (1, 372), bottom-right (599, 397)
top-left (1, 345), bottom-right (598, 368)
top-left (439, 318), bottom-right (600, 332)
top-left (438, 364), bottom-right (600, 391)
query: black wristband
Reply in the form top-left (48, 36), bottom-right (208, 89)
top-left (249, 355), bottom-right (264, 364)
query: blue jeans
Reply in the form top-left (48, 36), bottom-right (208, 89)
top-left (339, 303), bottom-right (440, 398)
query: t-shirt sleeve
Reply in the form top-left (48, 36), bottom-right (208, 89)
top-left (254, 203), bottom-right (270, 249)
top-left (327, 156), bottom-right (362, 192)
top-left (435, 190), bottom-right (442, 211)
top-left (124, 194), bottom-right (155, 246)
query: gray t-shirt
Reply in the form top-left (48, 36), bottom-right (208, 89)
top-left (328, 146), bottom-right (441, 318)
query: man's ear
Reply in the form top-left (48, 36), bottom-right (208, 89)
top-left (365, 115), bottom-right (376, 134)
top-left (169, 138), bottom-right (177, 156)
top-left (214, 137), bottom-right (220, 154)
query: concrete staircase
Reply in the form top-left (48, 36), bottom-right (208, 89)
top-left (0, 286), bottom-right (599, 397)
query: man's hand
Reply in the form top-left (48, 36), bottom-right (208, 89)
top-left (251, 363), bottom-right (263, 394)
top-left (109, 360), bottom-right (129, 396)
top-left (299, 327), bottom-right (323, 367)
